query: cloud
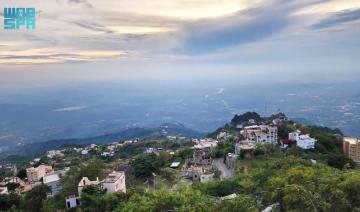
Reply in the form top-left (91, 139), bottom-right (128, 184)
top-left (22, 34), bottom-right (58, 46)
top-left (69, 21), bottom-right (116, 34)
top-left (312, 9), bottom-right (360, 29)
top-left (52, 106), bottom-right (88, 112)
top-left (175, 3), bottom-right (295, 55)
top-left (173, 0), bottom-right (339, 55)
top-left (0, 49), bottom-right (127, 65)
top-left (58, 0), bottom-right (93, 8)
top-left (1, 0), bottom-right (359, 66)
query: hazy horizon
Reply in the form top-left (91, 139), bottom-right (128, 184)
top-left (1, 0), bottom-right (360, 151)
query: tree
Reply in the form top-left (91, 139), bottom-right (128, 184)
top-left (212, 140), bottom-right (235, 158)
top-left (154, 152), bottom-right (171, 168)
top-left (21, 185), bottom-right (51, 212)
top-left (122, 187), bottom-right (214, 212)
top-left (41, 198), bottom-right (58, 212)
top-left (196, 178), bottom-right (241, 197)
top-left (327, 154), bottom-right (355, 169)
top-left (267, 165), bottom-right (354, 211)
top-left (176, 147), bottom-right (193, 160)
top-left (130, 153), bottom-right (157, 178)
top-left (0, 193), bottom-right (21, 211)
top-left (80, 185), bottom-right (128, 212)
top-left (340, 172), bottom-right (360, 208)
top-left (7, 183), bottom-right (20, 192)
top-left (216, 195), bottom-right (258, 212)
top-left (16, 168), bottom-right (27, 180)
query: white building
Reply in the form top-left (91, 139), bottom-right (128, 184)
top-left (78, 177), bottom-right (99, 196)
top-left (43, 171), bottom-right (64, 197)
top-left (47, 150), bottom-right (64, 158)
top-left (65, 195), bottom-right (81, 209)
top-left (81, 150), bottom-right (89, 155)
top-left (0, 186), bottom-right (8, 194)
top-left (101, 152), bottom-right (111, 157)
top-left (242, 125), bottom-right (278, 144)
top-left (289, 130), bottom-right (316, 150)
top-left (102, 171), bottom-right (126, 194)
top-left (194, 139), bottom-right (218, 149)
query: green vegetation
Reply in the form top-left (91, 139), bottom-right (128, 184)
top-left (0, 113), bottom-right (359, 211)
top-left (6, 183), bottom-right (20, 192)
top-left (21, 185), bottom-right (51, 212)
top-left (0, 193), bottom-right (20, 211)
top-left (211, 140), bottom-right (236, 158)
top-left (1, 150), bottom-right (360, 212)
top-left (61, 158), bottom-right (106, 197)
top-left (130, 153), bottom-right (158, 178)
top-left (16, 169), bottom-right (27, 180)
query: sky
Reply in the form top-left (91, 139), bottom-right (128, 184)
top-left (0, 0), bottom-right (360, 86)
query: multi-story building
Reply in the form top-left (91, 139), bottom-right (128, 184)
top-left (26, 165), bottom-right (53, 182)
top-left (43, 172), bottom-right (61, 197)
top-left (102, 171), bottom-right (126, 194)
top-left (43, 170), bottom-right (67, 197)
top-left (241, 125), bottom-right (278, 144)
top-left (289, 130), bottom-right (316, 150)
top-left (343, 137), bottom-right (360, 167)
top-left (193, 139), bottom-right (218, 165)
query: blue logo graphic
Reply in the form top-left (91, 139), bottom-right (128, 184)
top-left (4, 8), bottom-right (36, 30)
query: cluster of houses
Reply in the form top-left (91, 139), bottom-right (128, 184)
top-left (0, 158), bottom-right (126, 210)
top-left (0, 176), bottom-right (32, 195)
top-left (0, 165), bottom-right (61, 196)
top-left (181, 139), bottom-right (218, 182)
top-left (232, 122), bottom-right (318, 159)
top-left (25, 165), bottom-right (70, 197)
top-left (72, 140), bottom-right (138, 157)
top-left (47, 150), bottom-right (65, 158)
top-left (26, 164), bottom-right (126, 209)
top-left (66, 171), bottom-right (126, 209)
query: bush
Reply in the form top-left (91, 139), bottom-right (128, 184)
top-left (327, 154), bottom-right (355, 169)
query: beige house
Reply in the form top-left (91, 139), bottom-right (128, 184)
top-left (77, 177), bottom-right (100, 196)
top-left (26, 165), bottom-right (53, 182)
top-left (343, 137), bottom-right (360, 167)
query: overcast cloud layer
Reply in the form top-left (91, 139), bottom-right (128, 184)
top-left (0, 0), bottom-right (359, 84)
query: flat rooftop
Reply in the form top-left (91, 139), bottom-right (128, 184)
top-left (344, 137), bottom-right (359, 145)
top-left (103, 171), bottom-right (124, 183)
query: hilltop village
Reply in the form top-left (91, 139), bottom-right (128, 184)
top-left (0, 112), bottom-right (360, 211)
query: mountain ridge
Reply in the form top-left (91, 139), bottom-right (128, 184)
top-left (3, 123), bottom-right (204, 157)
